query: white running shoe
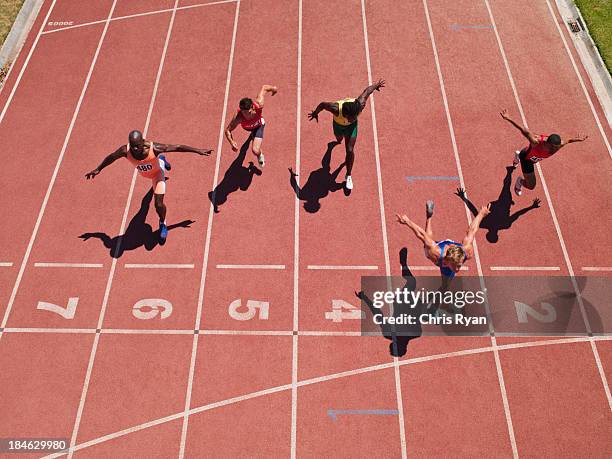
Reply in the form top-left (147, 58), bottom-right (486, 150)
top-left (258, 153), bottom-right (265, 167)
top-left (514, 176), bottom-right (523, 196)
top-left (513, 150), bottom-right (521, 167)
top-left (426, 200), bottom-right (434, 218)
top-left (345, 175), bottom-right (353, 190)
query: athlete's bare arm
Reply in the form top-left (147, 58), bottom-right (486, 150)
top-left (500, 109), bottom-right (538, 145)
top-left (396, 214), bottom-right (438, 260)
top-left (224, 115), bottom-right (242, 152)
top-left (154, 142), bottom-right (212, 156)
top-left (255, 84), bottom-right (278, 108)
top-left (85, 145), bottom-right (127, 179)
top-left (561, 133), bottom-right (588, 147)
top-left (461, 204), bottom-right (491, 258)
top-left (356, 78), bottom-right (385, 109)
top-left (308, 101), bottom-right (338, 122)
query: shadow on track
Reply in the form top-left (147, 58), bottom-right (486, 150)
top-left (79, 188), bottom-right (194, 258)
top-left (356, 248), bottom-right (423, 357)
top-left (455, 166), bottom-right (540, 243)
top-left (208, 135), bottom-right (262, 213)
top-left (289, 141), bottom-right (346, 213)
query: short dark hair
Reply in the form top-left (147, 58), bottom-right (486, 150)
top-left (547, 134), bottom-right (561, 146)
top-left (341, 101), bottom-right (361, 119)
top-left (239, 97), bottom-right (253, 110)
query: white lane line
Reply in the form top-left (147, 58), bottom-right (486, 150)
top-left (485, 0), bottom-right (612, 413)
top-left (422, 1), bottom-right (518, 455)
top-left (199, 329), bottom-right (293, 336)
top-left (0, 0), bottom-right (58, 121)
top-left (216, 264), bottom-right (285, 269)
top-left (46, 336), bottom-right (594, 458)
top-left (124, 263), bottom-right (194, 269)
top-left (360, 1), bottom-right (406, 456)
top-left (291, 1), bottom-right (303, 457)
top-left (0, 1), bottom-right (117, 343)
top-left (4, 328), bottom-right (96, 334)
top-left (582, 267), bottom-right (612, 272)
top-left (490, 266), bottom-right (560, 271)
top-left (0, 262), bottom-right (13, 267)
top-left (306, 265), bottom-right (378, 270)
top-left (40, 0), bottom-right (238, 35)
top-left (544, 0), bottom-right (611, 159)
top-left (408, 265), bottom-right (469, 271)
top-left (178, 3), bottom-right (241, 457)
top-left (66, 2), bottom-right (179, 457)
top-left (101, 329), bottom-right (193, 335)
top-left (34, 262), bottom-right (103, 268)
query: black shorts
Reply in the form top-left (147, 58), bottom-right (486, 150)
top-left (518, 148), bottom-right (535, 174)
top-left (246, 123), bottom-right (265, 139)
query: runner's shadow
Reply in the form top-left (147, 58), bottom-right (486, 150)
top-left (455, 166), bottom-right (540, 243)
top-left (79, 189), bottom-right (195, 258)
top-left (356, 248), bottom-right (422, 357)
top-left (208, 136), bottom-right (262, 213)
top-left (289, 141), bottom-right (345, 213)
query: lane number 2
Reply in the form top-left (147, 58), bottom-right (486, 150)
top-left (514, 301), bottom-right (557, 323)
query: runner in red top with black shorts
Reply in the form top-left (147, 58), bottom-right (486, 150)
top-left (500, 109), bottom-right (587, 195)
top-left (225, 84), bottom-right (278, 168)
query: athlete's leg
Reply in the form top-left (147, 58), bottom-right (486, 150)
top-left (425, 200), bottom-right (434, 237)
top-left (153, 176), bottom-right (168, 241)
top-left (522, 172), bottom-right (536, 190)
top-left (344, 135), bottom-right (356, 175)
top-left (251, 124), bottom-right (265, 167)
top-left (515, 151), bottom-right (536, 195)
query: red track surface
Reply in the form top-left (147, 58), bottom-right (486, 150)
top-left (0, 0), bottom-right (611, 456)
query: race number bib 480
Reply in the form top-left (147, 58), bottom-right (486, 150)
top-left (137, 164), bottom-right (153, 172)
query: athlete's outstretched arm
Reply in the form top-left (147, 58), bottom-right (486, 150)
top-left (396, 214), bottom-right (437, 257)
top-left (224, 115), bottom-right (241, 152)
top-left (308, 101), bottom-right (338, 122)
top-left (562, 133), bottom-right (588, 146)
top-left (499, 109), bottom-right (538, 145)
top-left (461, 203), bottom-right (491, 257)
top-left (85, 146), bottom-right (127, 179)
top-left (154, 142), bottom-right (212, 156)
top-left (356, 79), bottom-right (385, 109)
top-left (255, 84), bottom-right (278, 107)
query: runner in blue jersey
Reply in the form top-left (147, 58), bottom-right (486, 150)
top-left (396, 200), bottom-right (490, 287)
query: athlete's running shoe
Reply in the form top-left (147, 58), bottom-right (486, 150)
top-left (426, 200), bottom-right (434, 218)
top-left (514, 176), bottom-right (523, 196)
top-left (159, 222), bottom-right (168, 242)
top-left (512, 150), bottom-right (520, 168)
top-left (258, 153), bottom-right (265, 167)
top-left (345, 175), bottom-right (353, 190)
top-left (160, 155), bottom-right (171, 171)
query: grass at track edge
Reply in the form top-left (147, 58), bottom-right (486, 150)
top-left (574, 0), bottom-right (611, 75)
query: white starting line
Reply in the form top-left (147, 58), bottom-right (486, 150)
top-left (306, 265), bottom-right (379, 270)
top-left (490, 266), bottom-right (561, 271)
top-left (216, 264), bottom-right (286, 269)
top-left (581, 267), bottom-right (612, 272)
top-left (0, 262), bottom-right (13, 267)
top-left (124, 263), bottom-right (195, 269)
top-left (34, 263), bottom-right (104, 268)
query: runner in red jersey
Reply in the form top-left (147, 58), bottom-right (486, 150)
top-left (500, 109), bottom-right (587, 195)
top-left (225, 84), bottom-right (278, 168)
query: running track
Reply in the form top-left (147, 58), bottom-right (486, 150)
top-left (0, 0), bottom-right (611, 456)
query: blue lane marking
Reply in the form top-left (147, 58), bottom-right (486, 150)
top-left (451, 24), bottom-right (494, 31)
top-left (328, 409), bottom-right (400, 421)
top-left (406, 175), bottom-right (460, 183)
